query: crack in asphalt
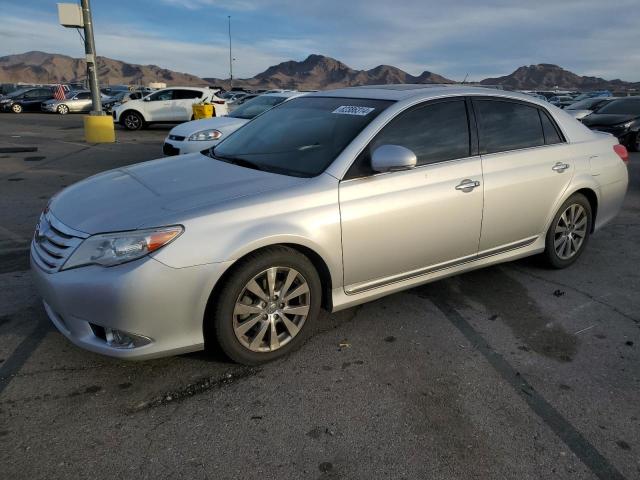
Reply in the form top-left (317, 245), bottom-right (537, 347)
top-left (128, 367), bottom-right (261, 413)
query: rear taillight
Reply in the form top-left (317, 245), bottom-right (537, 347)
top-left (613, 144), bottom-right (629, 164)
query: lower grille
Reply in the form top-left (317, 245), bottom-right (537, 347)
top-left (168, 134), bottom-right (186, 141)
top-left (163, 142), bottom-right (180, 156)
top-left (31, 212), bottom-right (88, 273)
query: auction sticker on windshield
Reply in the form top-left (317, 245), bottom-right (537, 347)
top-left (332, 106), bottom-right (376, 116)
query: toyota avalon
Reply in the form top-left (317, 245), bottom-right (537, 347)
top-left (31, 85), bottom-right (629, 364)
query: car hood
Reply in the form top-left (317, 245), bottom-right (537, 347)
top-left (49, 152), bottom-right (305, 234)
top-left (581, 113), bottom-right (639, 127)
top-left (168, 116), bottom-right (249, 137)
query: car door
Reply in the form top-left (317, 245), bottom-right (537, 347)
top-left (472, 98), bottom-right (575, 253)
top-left (339, 99), bottom-right (484, 293)
top-left (171, 89), bottom-right (204, 120)
top-left (23, 89), bottom-right (47, 111)
top-left (71, 91), bottom-right (92, 112)
top-left (144, 89), bottom-right (175, 121)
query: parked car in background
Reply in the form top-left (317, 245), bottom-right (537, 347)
top-left (112, 87), bottom-right (228, 130)
top-left (163, 91), bottom-right (304, 155)
top-left (564, 97), bottom-right (614, 120)
top-left (102, 91), bottom-right (145, 114)
top-left (0, 87), bottom-right (55, 113)
top-left (549, 95), bottom-right (576, 108)
top-left (571, 91), bottom-right (612, 102)
top-left (41, 90), bottom-right (108, 114)
top-left (31, 86), bottom-right (628, 364)
top-left (581, 97), bottom-right (640, 151)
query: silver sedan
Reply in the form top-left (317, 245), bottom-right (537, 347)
top-left (41, 90), bottom-right (97, 114)
top-left (31, 86), bottom-right (629, 364)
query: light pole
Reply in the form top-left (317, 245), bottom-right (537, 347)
top-left (80, 0), bottom-right (103, 115)
top-left (228, 15), bottom-right (233, 90)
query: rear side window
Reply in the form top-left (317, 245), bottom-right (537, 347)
top-left (474, 100), bottom-right (544, 154)
top-left (174, 89), bottom-right (203, 100)
top-left (539, 110), bottom-right (563, 145)
top-left (75, 92), bottom-right (91, 100)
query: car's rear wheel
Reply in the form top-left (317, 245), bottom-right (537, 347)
top-left (57, 104), bottom-right (69, 115)
top-left (628, 132), bottom-right (640, 152)
top-left (209, 246), bottom-right (321, 365)
top-left (122, 111), bottom-right (144, 130)
top-left (543, 193), bottom-right (592, 269)
top-left (11, 103), bottom-right (22, 113)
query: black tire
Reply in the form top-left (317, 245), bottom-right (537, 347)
top-left (542, 193), bottom-right (592, 269)
top-left (121, 110), bottom-right (144, 130)
top-left (209, 246), bottom-right (322, 365)
top-left (627, 132), bottom-right (640, 153)
top-left (11, 103), bottom-right (22, 114)
top-left (57, 104), bottom-right (69, 115)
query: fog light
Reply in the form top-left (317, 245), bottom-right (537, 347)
top-left (104, 327), bottom-right (151, 349)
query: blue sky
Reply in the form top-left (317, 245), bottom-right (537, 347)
top-left (1, 0), bottom-right (639, 81)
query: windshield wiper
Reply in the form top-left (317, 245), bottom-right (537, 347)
top-left (211, 152), bottom-right (264, 172)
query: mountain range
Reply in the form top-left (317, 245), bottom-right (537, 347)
top-left (1, 51), bottom-right (638, 92)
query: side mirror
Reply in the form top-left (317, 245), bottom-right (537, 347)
top-left (143, 97), bottom-right (150, 102)
top-left (371, 145), bottom-right (417, 173)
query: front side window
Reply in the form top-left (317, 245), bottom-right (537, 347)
top-left (474, 100), bottom-right (545, 154)
top-left (173, 90), bottom-right (203, 100)
top-left (346, 100), bottom-right (470, 179)
top-left (148, 90), bottom-right (174, 101)
top-left (211, 96), bottom-right (393, 177)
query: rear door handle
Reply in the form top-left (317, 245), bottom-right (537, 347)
top-left (552, 162), bottom-right (570, 173)
top-left (455, 179), bottom-right (481, 192)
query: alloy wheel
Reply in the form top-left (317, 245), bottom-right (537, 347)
top-left (11, 104), bottom-right (22, 113)
top-left (554, 204), bottom-right (588, 260)
top-left (233, 267), bottom-right (310, 353)
top-left (58, 104), bottom-right (69, 115)
top-left (124, 113), bottom-right (141, 129)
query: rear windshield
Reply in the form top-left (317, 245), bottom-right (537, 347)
top-left (595, 99), bottom-right (640, 115)
top-left (211, 97), bottom-right (393, 177)
top-left (229, 95), bottom-right (289, 119)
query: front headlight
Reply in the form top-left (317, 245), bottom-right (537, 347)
top-left (62, 226), bottom-right (183, 270)
top-left (188, 129), bottom-right (223, 141)
top-left (620, 120), bottom-right (635, 129)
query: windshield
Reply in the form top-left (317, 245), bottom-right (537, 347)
top-left (596, 99), bottom-right (640, 115)
top-left (567, 98), bottom-right (609, 110)
top-left (229, 95), bottom-right (290, 119)
top-left (211, 96), bottom-right (393, 177)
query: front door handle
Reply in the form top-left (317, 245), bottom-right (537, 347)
top-left (552, 162), bottom-right (570, 173)
top-left (455, 179), bottom-right (481, 192)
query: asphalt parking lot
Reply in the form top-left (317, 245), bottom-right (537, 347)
top-left (1, 113), bottom-right (638, 480)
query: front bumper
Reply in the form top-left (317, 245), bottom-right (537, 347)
top-left (41, 103), bottom-right (57, 112)
top-left (31, 247), bottom-right (232, 360)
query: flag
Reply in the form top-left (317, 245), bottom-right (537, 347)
top-left (54, 84), bottom-right (66, 101)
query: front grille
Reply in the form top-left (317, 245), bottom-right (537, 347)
top-left (31, 212), bottom-right (88, 273)
top-left (163, 142), bottom-right (180, 156)
top-left (168, 134), bottom-right (186, 141)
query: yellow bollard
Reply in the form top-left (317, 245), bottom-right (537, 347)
top-left (83, 115), bottom-right (116, 143)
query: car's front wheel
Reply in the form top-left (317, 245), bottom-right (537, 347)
top-left (122, 111), bottom-right (144, 130)
top-left (57, 104), bottom-right (69, 115)
top-left (209, 246), bottom-right (321, 365)
top-left (543, 193), bottom-right (592, 269)
top-left (11, 103), bottom-right (22, 113)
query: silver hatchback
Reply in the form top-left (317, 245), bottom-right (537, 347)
top-left (31, 85), bottom-right (629, 364)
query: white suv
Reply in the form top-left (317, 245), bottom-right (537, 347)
top-left (113, 87), bottom-right (228, 130)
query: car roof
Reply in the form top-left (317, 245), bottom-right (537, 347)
top-left (305, 84), bottom-right (556, 106)
top-left (260, 91), bottom-right (302, 98)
